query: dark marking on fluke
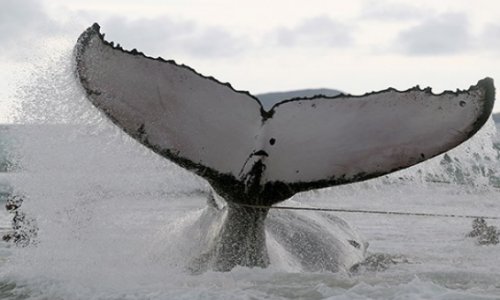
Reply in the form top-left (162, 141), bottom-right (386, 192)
top-left (254, 150), bottom-right (269, 157)
top-left (269, 138), bottom-right (276, 145)
top-left (137, 123), bottom-right (146, 136)
top-left (348, 240), bottom-right (361, 249)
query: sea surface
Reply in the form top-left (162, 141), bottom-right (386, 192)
top-left (0, 117), bottom-right (499, 300)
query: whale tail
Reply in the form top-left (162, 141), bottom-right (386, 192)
top-left (75, 23), bottom-right (495, 206)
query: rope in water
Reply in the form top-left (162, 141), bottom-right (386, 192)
top-left (239, 204), bottom-right (500, 220)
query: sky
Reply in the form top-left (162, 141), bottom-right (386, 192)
top-left (1, 0), bottom-right (500, 123)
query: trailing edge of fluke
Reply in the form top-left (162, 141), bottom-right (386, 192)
top-left (74, 23), bottom-right (495, 206)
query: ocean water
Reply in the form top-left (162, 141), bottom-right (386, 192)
top-left (0, 49), bottom-right (500, 299)
top-left (1, 123), bottom-right (500, 300)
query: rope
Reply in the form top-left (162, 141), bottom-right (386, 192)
top-left (238, 204), bottom-right (500, 220)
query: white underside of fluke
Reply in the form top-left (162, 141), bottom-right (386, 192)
top-left (74, 24), bottom-right (495, 203)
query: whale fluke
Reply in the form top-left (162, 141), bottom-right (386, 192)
top-left (74, 23), bottom-right (494, 272)
top-left (75, 24), bottom-right (495, 206)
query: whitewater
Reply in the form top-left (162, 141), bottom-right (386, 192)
top-left (0, 50), bottom-right (500, 299)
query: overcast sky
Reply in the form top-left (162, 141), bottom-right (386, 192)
top-left (1, 0), bottom-right (500, 122)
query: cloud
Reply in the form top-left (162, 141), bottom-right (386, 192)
top-left (182, 27), bottom-right (246, 58)
top-left (0, 1), bottom-right (248, 61)
top-left (0, 0), bottom-right (63, 59)
top-left (361, 1), bottom-right (431, 21)
top-left (101, 16), bottom-right (195, 55)
top-left (273, 15), bottom-right (354, 48)
top-left (481, 23), bottom-right (500, 50)
top-left (395, 13), bottom-right (472, 55)
top-left (101, 16), bottom-right (248, 59)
